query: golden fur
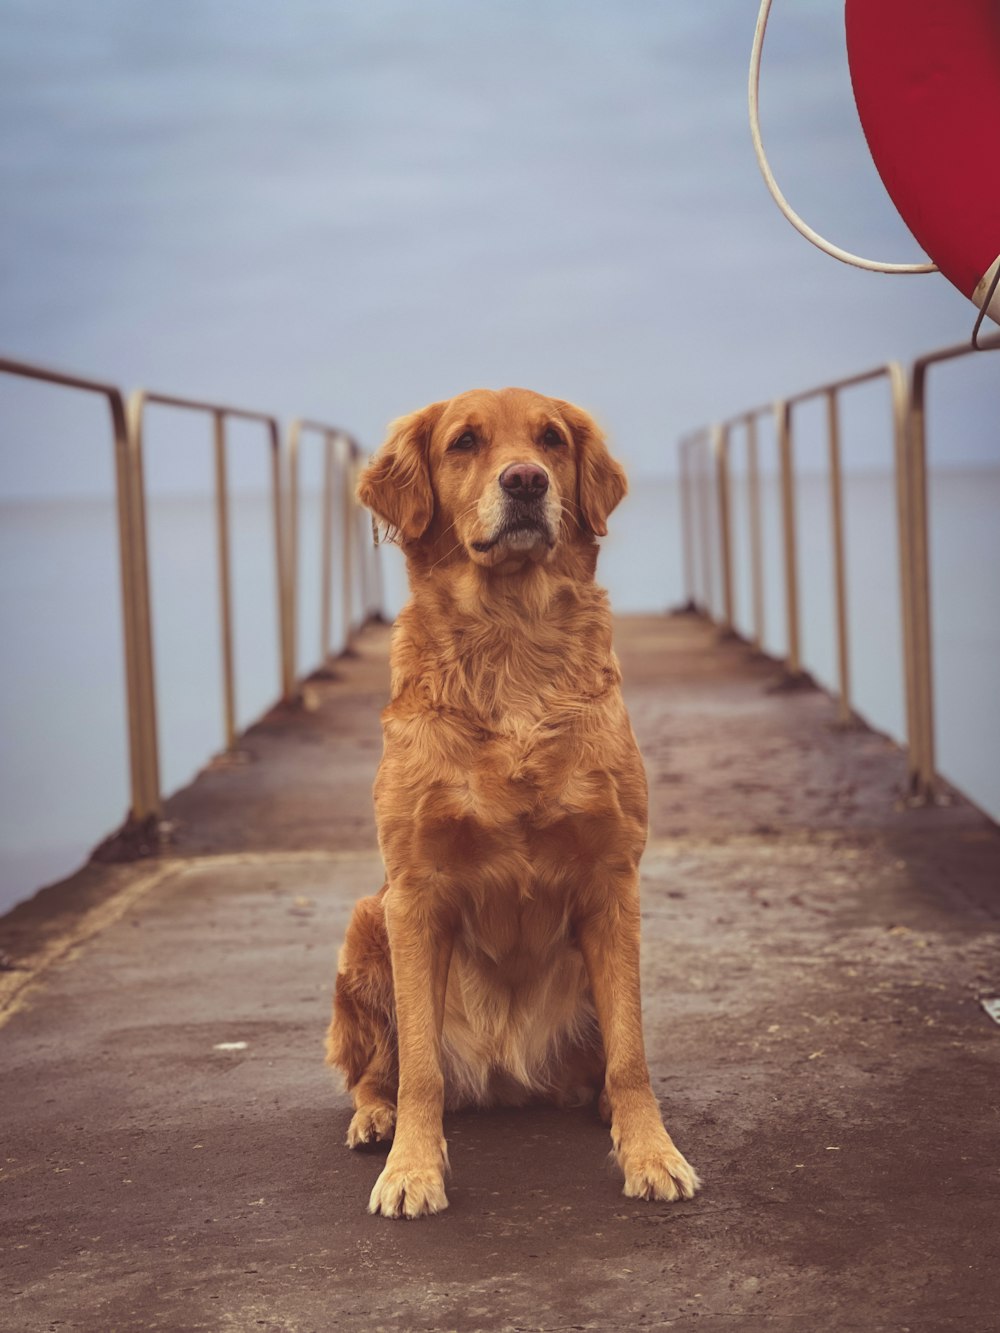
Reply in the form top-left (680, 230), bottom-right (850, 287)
top-left (326, 387), bottom-right (699, 1218)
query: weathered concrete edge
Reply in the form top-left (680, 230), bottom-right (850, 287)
top-left (0, 830), bottom-right (907, 1030)
top-left (0, 849), bottom-right (379, 1028)
top-left (697, 616), bottom-right (996, 822)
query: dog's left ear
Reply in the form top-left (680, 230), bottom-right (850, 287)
top-left (357, 401), bottom-right (443, 543)
top-left (556, 400), bottom-right (627, 537)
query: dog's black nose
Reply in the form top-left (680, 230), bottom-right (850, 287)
top-left (499, 462), bottom-right (548, 496)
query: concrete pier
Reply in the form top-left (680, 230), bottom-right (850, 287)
top-left (2, 614), bottom-right (998, 1332)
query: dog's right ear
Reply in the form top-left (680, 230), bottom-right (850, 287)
top-left (357, 402), bottom-right (443, 543)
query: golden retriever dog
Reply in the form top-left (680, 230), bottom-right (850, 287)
top-left (326, 387), bottom-right (699, 1219)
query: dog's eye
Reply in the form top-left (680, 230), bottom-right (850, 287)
top-left (449, 431), bottom-right (477, 452)
top-left (542, 427), bottom-right (566, 449)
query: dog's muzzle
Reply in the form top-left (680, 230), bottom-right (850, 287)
top-left (471, 463), bottom-right (554, 553)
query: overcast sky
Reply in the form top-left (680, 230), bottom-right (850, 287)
top-left (0, 0), bottom-right (996, 498)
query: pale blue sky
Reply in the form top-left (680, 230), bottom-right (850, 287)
top-left (0, 0), bottom-right (995, 497)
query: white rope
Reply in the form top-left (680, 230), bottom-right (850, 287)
top-left (749, 0), bottom-right (938, 274)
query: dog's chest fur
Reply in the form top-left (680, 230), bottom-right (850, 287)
top-left (378, 666), bottom-right (645, 896)
top-left (372, 581), bottom-right (648, 1104)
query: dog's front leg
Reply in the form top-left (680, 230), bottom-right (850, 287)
top-left (577, 887), bottom-right (700, 1203)
top-left (368, 886), bottom-right (453, 1219)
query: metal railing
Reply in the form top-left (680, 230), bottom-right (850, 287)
top-left (679, 332), bottom-right (1000, 803)
top-left (129, 391), bottom-right (288, 790)
top-left (0, 355), bottom-right (379, 836)
top-left (0, 357), bottom-right (155, 823)
top-left (287, 420), bottom-right (382, 676)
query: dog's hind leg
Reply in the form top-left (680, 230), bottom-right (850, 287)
top-left (326, 887), bottom-right (399, 1148)
top-left (547, 1022), bottom-right (607, 1114)
top-left (345, 1059), bottom-right (398, 1147)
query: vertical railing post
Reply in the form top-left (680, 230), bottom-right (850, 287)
top-left (108, 392), bottom-right (155, 821)
top-left (679, 437), bottom-right (695, 608)
top-left (825, 390), bottom-right (852, 723)
top-left (352, 445), bottom-right (368, 631)
top-left (355, 486), bottom-right (371, 622)
top-left (907, 362), bottom-right (937, 801)
top-left (349, 444), bottom-right (366, 629)
top-left (696, 431), bottom-right (715, 618)
top-left (686, 440), bottom-right (700, 611)
top-left (213, 410), bottom-right (237, 749)
top-left (362, 506), bottom-right (376, 621)
top-left (347, 436), bottom-right (378, 627)
top-left (890, 362), bottom-right (921, 793)
top-left (285, 420), bottom-right (301, 692)
top-left (320, 432), bottom-right (335, 660)
top-left (125, 390), bottom-right (162, 818)
top-left (269, 419), bottom-right (294, 699)
top-left (746, 413), bottom-right (765, 651)
top-left (776, 397), bottom-right (801, 676)
top-left (714, 424), bottom-right (735, 631)
top-left (341, 438), bottom-right (354, 646)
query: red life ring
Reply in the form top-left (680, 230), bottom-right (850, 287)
top-left (846, 0), bottom-right (1000, 324)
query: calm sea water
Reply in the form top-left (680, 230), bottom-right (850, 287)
top-left (2, 468), bottom-right (999, 914)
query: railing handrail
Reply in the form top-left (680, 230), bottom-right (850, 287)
top-left (679, 331), bottom-right (1000, 803)
top-left (0, 355), bottom-right (379, 841)
top-left (913, 335), bottom-right (1000, 372)
top-left (0, 354), bottom-right (123, 399)
top-left (131, 388), bottom-right (282, 424)
top-left (712, 334), bottom-right (1000, 430)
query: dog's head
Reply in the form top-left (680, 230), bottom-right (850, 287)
top-left (358, 388), bottom-right (626, 575)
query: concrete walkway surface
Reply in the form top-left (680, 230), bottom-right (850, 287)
top-left (1, 615), bottom-right (998, 1332)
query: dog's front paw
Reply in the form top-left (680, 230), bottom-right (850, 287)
top-left (346, 1101), bottom-right (396, 1148)
top-left (368, 1141), bottom-right (450, 1221)
top-left (619, 1128), bottom-right (701, 1202)
top-left (368, 1151), bottom-right (448, 1219)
